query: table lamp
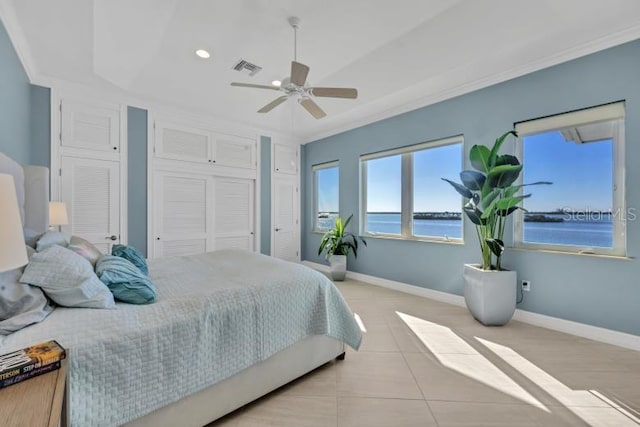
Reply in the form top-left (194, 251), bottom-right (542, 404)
top-left (0, 173), bottom-right (28, 272)
top-left (49, 201), bottom-right (69, 232)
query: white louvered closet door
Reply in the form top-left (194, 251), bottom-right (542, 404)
top-left (60, 156), bottom-right (120, 253)
top-left (60, 99), bottom-right (120, 153)
top-left (154, 172), bottom-right (212, 257)
top-left (214, 178), bottom-right (254, 251)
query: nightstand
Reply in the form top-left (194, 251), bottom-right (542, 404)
top-left (0, 359), bottom-right (68, 427)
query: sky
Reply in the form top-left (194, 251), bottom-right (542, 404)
top-left (523, 130), bottom-right (612, 212)
top-left (317, 131), bottom-right (613, 214)
top-left (317, 166), bottom-right (339, 212)
top-left (364, 143), bottom-right (463, 212)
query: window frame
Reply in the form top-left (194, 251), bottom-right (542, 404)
top-left (312, 160), bottom-right (339, 233)
top-left (359, 135), bottom-right (465, 243)
top-left (513, 102), bottom-right (626, 257)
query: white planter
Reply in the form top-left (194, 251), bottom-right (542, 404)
top-left (329, 255), bottom-right (347, 281)
top-left (463, 264), bottom-right (517, 326)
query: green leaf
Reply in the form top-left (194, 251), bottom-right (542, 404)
top-left (496, 195), bottom-right (530, 211)
top-left (486, 238), bottom-right (505, 257)
top-left (441, 178), bottom-right (473, 198)
top-left (469, 145), bottom-right (491, 172)
top-left (503, 186), bottom-right (519, 199)
top-left (480, 187), bottom-right (501, 210)
top-left (464, 206), bottom-right (486, 225)
top-left (488, 130), bottom-right (517, 167)
top-left (496, 206), bottom-right (520, 217)
top-left (495, 154), bottom-right (520, 167)
top-left (486, 164), bottom-right (523, 188)
top-left (481, 196), bottom-right (499, 219)
top-left (460, 170), bottom-right (486, 191)
top-left (514, 181), bottom-right (553, 188)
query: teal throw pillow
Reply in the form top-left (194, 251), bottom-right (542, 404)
top-left (111, 244), bottom-right (148, 276)
top-left (96, 255), bottom-right (156, 304)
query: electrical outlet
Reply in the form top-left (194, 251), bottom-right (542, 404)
top-left (521, 280), bottom-right (531, 292)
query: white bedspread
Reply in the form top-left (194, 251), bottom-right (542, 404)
top-left (0, 250), bottom-right (362, 426)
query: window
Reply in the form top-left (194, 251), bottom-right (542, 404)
top-left (313, 161), bottom-right (339, 231)
top-left (514, 102), bottom-right (626, 256)
top-left (361, 136), bottom-right (463, 242)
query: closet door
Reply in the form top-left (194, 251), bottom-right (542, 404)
top-left (273, 144), bottom-right (298, 174)
top-left (212, 134), bottom-right (256, 169)
top-left (60, 156), bottom-right (120, 253)
top-left (272, 175), bottom-right (299, 261)
top-left (155, 122), bottom-right (212, 164)
top-left (60, 99), bottom-right (120, 153)
top-left (154, 172), bottom-right (212, 257)
top-left (213, 178), bottom-right (255, 250)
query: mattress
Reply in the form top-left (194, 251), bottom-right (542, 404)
top-left (0, 250), bottom-right (362, 426)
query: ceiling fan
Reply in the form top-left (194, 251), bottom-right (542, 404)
top-left (230, 16), bottom-right (358, 119)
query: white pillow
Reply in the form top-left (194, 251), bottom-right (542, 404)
top-left (35, 231), bottom-right (70, 252)
top-left (20, 245), bottom-right (115, 309)
top-left (0, 247), bottom-right (54, 335)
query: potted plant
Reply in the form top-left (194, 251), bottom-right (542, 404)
top-left (443, 130), bottom-right (550, 325)
top-left (318, 214), bottom-right (367, 281)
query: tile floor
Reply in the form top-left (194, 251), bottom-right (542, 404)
top-left (209, 278), bottom-right (640, 426)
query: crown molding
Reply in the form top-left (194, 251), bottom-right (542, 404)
top-left (300, 24), bottom-right (640, 144)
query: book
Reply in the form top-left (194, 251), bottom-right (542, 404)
top-left (0, 361), bottom-right (61, 389)
top-left (0, 340), bottom-right (66, 389)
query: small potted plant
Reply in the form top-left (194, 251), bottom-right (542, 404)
top-left (443, 130), bottom-right (550, 325)
top-left (318, 214), bottom-right (366, 281)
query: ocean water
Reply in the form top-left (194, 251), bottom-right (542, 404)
top-left (318, 213), bottom-right (613, 247)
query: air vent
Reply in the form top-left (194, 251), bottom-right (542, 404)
top-left (232, 59), bottom-right (262, 76)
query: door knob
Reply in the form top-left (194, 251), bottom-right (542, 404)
top-left (106, 235), bottom-right (117, 241)
top-left (275, 227), bottom-right (281, 232)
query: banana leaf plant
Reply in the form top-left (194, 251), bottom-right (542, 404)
top-left (442, 130), bottom-right (551, 270)
top-left (318, 214), bottom-right (367, 259)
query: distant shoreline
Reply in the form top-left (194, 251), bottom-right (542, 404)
top-left (318, 212), bottom-right (610, 223)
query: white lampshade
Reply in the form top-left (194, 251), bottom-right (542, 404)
top-left (49, 201), bottom-right (69, 226)
top-left (0, 173), bottom-right (28, 272)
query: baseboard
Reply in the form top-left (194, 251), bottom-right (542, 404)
top-left (302, 261), bottom-right (640, 351)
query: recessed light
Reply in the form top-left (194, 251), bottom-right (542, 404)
top-left (195, 49), bottom-right (210, 59)
top-left (271, 80), bottom-right (281, 87)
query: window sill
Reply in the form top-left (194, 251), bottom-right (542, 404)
top-left (510, 246), bottom-right (633, 261)
top-left (362, 233), bottom-right (464, 245)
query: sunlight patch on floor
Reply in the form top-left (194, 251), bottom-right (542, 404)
top-left (354, 312), bottom-right (367, 333)
top-left (476, 337), bottom-right (640, 426)
top-left (396, 311), bottom-right (548, 411)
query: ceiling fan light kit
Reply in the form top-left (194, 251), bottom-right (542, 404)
top-left (230, 16), bottom-right (358, 119)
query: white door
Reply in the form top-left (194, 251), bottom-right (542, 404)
top-left (154, 172), bottom-right (212, 257)
top-left (273, 144), bottom-right (298, 175)
top-left (213, 134), bottom-right (256, 169)
top-left (60, 156), bottom-right (120, 253)
top-left (214, 178), bottom-right (255, 250)
top-left (272, 175), bottom-right (299, 261)
top-left (155, 121), bottom-right (212, 164)
top-left (60, 99), bottom-right (120, 153)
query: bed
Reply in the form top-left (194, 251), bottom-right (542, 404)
top-left (0, 153), bottom-right (362, 427)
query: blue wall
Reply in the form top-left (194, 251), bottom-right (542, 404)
top-left (0, 18), bottom-right (31, 164)
top-left (260, 136), bottom-right (271, 255)
top-left (29, 85), bottom-right (51, 168)
top-left (303, 40), bottom-right (640, 336)
top-left (127, 107), bottom-right (148, 255)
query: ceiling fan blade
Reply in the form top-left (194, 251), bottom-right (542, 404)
top-left (300, 98), bottom-right (326, 119)
top-left (290, 61), bottom-right (310, 86)
top-left (258, 96), bottom-right (288, 113)
top-left (311, 87), bottom-right (358, 99)
top-left (231, 82), bottom-right (280, 90)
